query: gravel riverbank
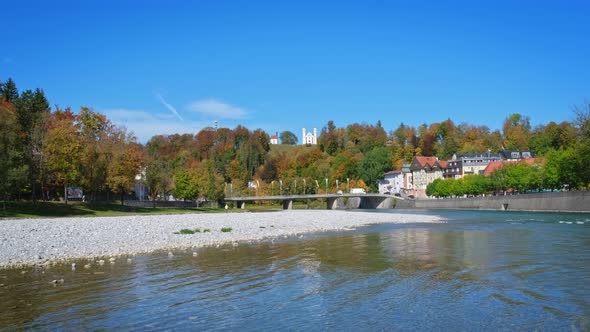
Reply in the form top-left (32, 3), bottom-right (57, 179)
top-left (0, 210), bottom-right (444, 268)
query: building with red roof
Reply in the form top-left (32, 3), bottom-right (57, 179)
top-left (483, 158), bottom-right (543, 177)
top-left (409, 156), bottom-right (444, 198)
top-left (270, 134), bottom-right (279, 145)
top-left (382, 151), bottom-right (540, 199)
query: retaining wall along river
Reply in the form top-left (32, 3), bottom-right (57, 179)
top-left (396, 191), bottom-right (590, 213)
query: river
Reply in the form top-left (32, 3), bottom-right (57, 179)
top-left (1, 210), bottom-right (589, 331)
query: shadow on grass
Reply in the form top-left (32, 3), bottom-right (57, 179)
top-left (0, 201), bottom-right (223, 219)
top-left (0, 201), bottom-right (95, 218)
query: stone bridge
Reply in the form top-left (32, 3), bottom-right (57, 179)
top-left (224, 193), bottom-right (401, 210)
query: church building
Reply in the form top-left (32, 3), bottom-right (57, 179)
top-left (270, 132), bottom-right (279, 145)
top-left (302, 127), bottom-right (317, 145)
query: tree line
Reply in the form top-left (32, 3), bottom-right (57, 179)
top-left (1, 78), bottom-right (143, 204)
top-left (1, 77), bottom-right (589, 204)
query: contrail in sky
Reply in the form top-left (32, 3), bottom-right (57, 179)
top-left (156, 93), bottom-right (184, 121)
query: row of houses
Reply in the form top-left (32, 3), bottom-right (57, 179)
top-left (379, 150), bottom-right (535, 198)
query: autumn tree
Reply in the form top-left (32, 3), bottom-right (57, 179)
top-left (212, 128), bottom-right (236, 180)
top-left (105, 128), bottom-right (144, 204)
top-left (234, 128), bottom-right (270, 184)
top-left (259, 156), bottom-right (279, 183)
top-left (145, 155), bottom-right (173, 205)
top-left (195, 128), bottom-right (216, 161)
top-left (529, 121), bottom-right (577, 156)
top-left (195, 159), bottom-right (225, 202)
top-left (78, 107), bottom-right (110, 200)
top-left (345, 122), bottom-right (387, 154)
top-left (0, 88), bottom-right (27, 202)
top-left (434, 119), bottom-right (460, 159)
top-left (319, 120), bottom-right (344, 156)
top-left (15, 87), bottom-right (50, 201)
top-left (332, 151), bottom-right (360, 181)
top-left (502, 113), bottom-right (531, 151)
top-left (44, 107), bottom-right (82, 204)
top-left (417, 123), bottom-right (436, 156)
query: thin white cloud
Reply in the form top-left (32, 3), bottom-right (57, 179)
top-left (187, 99), bottom-right (247, 119)
top-left (156, 93), bottom-right (183, 121)
top-left (103, 108), bottom-right (205, 143)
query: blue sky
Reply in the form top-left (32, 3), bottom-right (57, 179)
top-left (2, 1), bottom-right (589, 142)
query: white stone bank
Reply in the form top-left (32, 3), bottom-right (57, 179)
top-left (0, 210), bottom-right (444, 268)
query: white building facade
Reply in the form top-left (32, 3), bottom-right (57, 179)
top-left (270, 135), bottom-right (279, 145)
top-left (410, 156), bottom-right (444, 198)
top-left (302, 127), bottom-right (318, 145)
top-left (452, 153), bottom-right (502, 177)
top-left (379, 170), bottom-right (403, 194)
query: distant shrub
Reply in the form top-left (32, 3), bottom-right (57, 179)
top-left (177, 229), bottom-right (195, 234)
top-left (221, 227), bottom-right (233, 233)
top-left (203, 229), bottom-right (211, 233)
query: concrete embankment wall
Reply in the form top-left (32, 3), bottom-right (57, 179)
top-left (395, 191), bottom-right (590, 213)
top-left (332, 196), bottom-right (395, 209)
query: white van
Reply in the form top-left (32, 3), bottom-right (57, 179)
top-left (350, 188), bottom-right (366, 194)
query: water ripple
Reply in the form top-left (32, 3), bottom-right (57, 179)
top-left (1, 210), bottom-right (589, 331)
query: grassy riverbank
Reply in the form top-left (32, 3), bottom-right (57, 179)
top-left (1, 198), bottom-right (328, 219)
top-left (0, 201), bottom-right (224, 219)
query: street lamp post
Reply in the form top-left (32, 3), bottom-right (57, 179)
top-left (347, 178), bottom-right (350, 193)
top-left (325, 178), bottom-right (328, 195)
top-left (303, 179), bottom-right (306, 195)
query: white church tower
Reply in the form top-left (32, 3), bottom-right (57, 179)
top-left (302, 127), bottom-right (317, 145)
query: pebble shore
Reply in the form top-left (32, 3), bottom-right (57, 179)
top-left (0, 210), bottom-right (444, 268)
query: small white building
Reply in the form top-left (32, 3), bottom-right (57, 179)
top-left (379, 170), bottom-right (403, 194)
top-left (302, 127), bottom-right (317, 145)
top-left (270, 134), bottom-right (279, 145)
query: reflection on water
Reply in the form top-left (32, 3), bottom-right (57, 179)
top-left (1, 210), bottom-right (589, 331)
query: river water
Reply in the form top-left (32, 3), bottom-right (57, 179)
top-left (1, 210), bottom-right (589, 331)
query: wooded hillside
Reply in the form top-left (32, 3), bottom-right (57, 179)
top-left (2, 77), bottom-right (589, 203)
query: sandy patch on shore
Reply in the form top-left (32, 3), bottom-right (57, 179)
top-left (0, 210), bottom-right (444, 268)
